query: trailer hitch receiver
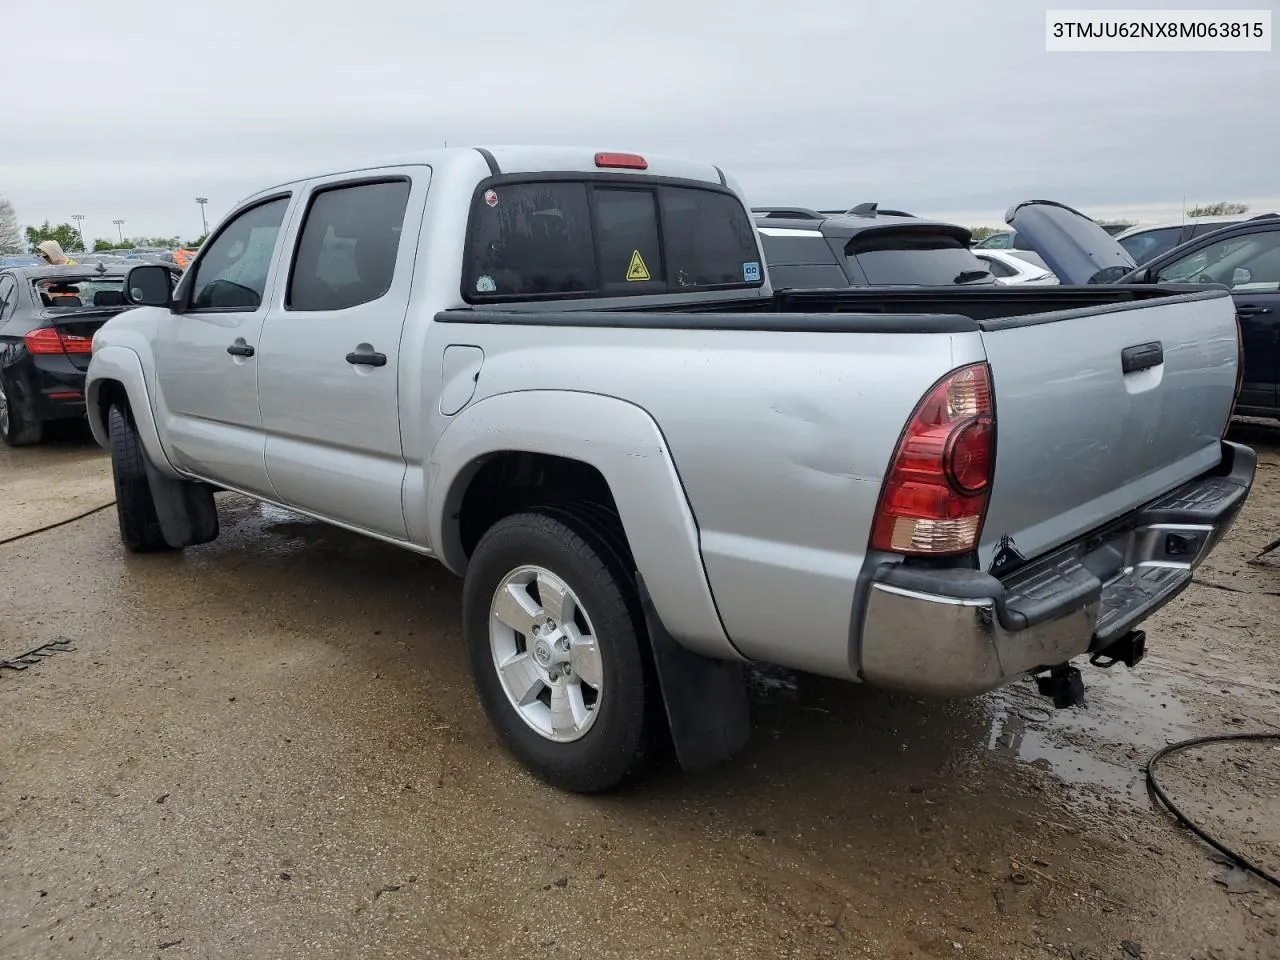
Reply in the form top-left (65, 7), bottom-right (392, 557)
top-left (1089, 630), bottom-right (1147, 670)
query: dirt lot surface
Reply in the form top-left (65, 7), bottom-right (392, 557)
top-left (2, 424), bottom-right (1277, 960)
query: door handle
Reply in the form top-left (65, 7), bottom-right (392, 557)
top-left (1235, 304), bottom-right (1273, 316)
top-left (226, 339), bottom-right (255, 357)
top-left (346, 349), bottom-right (387, 368)
top-left (1121, 340), bottom-right (1163, 374)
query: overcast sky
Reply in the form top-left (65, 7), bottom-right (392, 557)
top-left (1, 0), bottom-right (1276, 242)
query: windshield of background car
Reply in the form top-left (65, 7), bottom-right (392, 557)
top-left (32, 276), bottom-right (129, 309)
top-left (846, 230), bottom-right (995, 285)
top-left (463, 179), bottom-right (764, 301)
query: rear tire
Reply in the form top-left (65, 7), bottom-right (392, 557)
top-left (107, 403), bottom-right (173, 553)
top-left (0, 372), bottom-right (44, 447)
top-left (462, 509), bottom-right (652, 793)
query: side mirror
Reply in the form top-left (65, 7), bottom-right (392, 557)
top-left (125, 263), bottom-right (174, 307)
top-left (1231, 267), bottom-right (1252, 286)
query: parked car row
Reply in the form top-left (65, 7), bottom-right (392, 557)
top-left (757, 202), bottom-right (1278, 417)
top-left (60, 146), bottom-right (1257, 794)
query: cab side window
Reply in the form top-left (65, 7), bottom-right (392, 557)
top-left (189, 196), bottom-right (290, 310)
top-left (287, 180), bottom-right (412, 311)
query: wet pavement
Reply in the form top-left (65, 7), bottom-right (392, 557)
top-left (1, 424), bottom-right (1278, 959)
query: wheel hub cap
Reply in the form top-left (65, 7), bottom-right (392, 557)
top-left (489, 565), bottom-right (604, 743)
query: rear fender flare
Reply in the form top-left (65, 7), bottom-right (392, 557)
top-left (427, 390), bottom-right (740, 662)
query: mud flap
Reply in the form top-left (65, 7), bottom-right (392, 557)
top-left (636, 573), bottom-right (751, 773)
top-left (142, 458), bottom-right (219, 548)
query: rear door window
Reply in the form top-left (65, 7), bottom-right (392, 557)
top-left (287, 179), bottom-right (411, 311)
top-left (463, 180), bottom-right (762, 302)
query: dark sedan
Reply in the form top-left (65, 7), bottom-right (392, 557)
top-left (0, 264), bottom-right (156, 445)
top-left (1120, 215), bottom-right (1280, 419)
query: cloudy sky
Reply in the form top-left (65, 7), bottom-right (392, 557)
top-left (2, 0), bottom-right (1276, 242)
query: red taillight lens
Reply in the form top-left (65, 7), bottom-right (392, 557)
top-left (23, 327), bottom-right (65, 354)
top-left (23, 327), bottom-right (93, 355)
top-left (594, 151), bottom-right (648, 170)
top-left (870, 363), bottom-right (995, 556)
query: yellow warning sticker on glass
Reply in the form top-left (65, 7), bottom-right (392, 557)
top-left (626, 249), bottom-right (651, 281)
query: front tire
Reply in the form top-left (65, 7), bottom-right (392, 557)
top-left (107, 403), bottom-right (173, 553)
top-left (462, 510), bottom-right (652, 793)
top-left (0, 371), bottom-right (44, 447)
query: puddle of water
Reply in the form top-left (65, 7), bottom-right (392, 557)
top-left (257, 503), bottom-right (305, 524)
top-left (985, 660), bottom-right (1199, 809)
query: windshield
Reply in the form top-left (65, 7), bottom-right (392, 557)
top-left (33, 276), bottom-right (130, 309)
top-left (847, 231), bottom-right (994, 285)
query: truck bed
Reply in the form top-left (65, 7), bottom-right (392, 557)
top-left (434, 283), bottom-right (1240, 679)
top-left (436, 283), bottom-right (1220, 330)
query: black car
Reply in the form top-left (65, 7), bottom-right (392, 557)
top-left (752, 204), bottom-right (996, 290)
top-left (0, 264), bottom-right (155, 445)
top-left (1119, 216), bottom-right (1280, 419)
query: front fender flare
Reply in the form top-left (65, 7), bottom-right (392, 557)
top-left (85, 345), bottom-right (180, 478)
top-left (428, 390), bottom-right (741, 662)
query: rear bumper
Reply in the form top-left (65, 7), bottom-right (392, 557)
top-left (857, 441), bottom-right (1256, 697)
top-left (18, 354), bottom-right (88, 421)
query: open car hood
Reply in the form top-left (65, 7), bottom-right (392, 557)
top-left (1005, 200), bottom-right (1137, 285)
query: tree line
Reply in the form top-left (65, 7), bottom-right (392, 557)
top-left (0, 201), bottom-right (205, 256)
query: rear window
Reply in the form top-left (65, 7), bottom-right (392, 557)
top-left (33, 276), bottom-right (130, 309)
top-left (464, 180), bottom-right (763, 301)
top-left (846, 231), bottom-right (994, 285)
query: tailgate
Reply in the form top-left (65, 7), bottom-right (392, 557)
top-left (976, 288), bottom-right (1239, 571)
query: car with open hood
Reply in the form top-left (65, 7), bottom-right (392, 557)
top-left (1005, 201), bottom-right (1280, 420)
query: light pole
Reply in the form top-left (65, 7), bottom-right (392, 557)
top-left (71, 214), bottom-right (86, 251)
top-left (196, 197), bottom-right (208, 238)
top-left (113, 219), bottom-right (125, 245)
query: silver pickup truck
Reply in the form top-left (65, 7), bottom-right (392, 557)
top-left (85, 146), bottom-right (1255, 792)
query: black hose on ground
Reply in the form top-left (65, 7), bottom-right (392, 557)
top-left (1146, 732), bottom-right (1280, 890)
top-left (0, 501), bottom-right (116, 547)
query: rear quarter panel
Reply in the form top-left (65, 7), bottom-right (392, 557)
top-left (420, 319), bottom-right (985, 679)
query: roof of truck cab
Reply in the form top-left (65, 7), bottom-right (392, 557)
top-left (240, 146), bottom-right (728, 203)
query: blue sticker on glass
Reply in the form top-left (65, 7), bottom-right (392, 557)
top-left (742, 261), bottom-right (761, 282)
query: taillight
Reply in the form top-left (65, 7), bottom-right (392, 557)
top-left (594, 151), bottom-right (648, 170)
top-left (870, 363), bottom-right (995, 556)
top-left (24, 327), bottom-right (93, 355)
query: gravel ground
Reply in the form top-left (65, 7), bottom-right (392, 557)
top-left (1, 423), bottom-right (1277, 960)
